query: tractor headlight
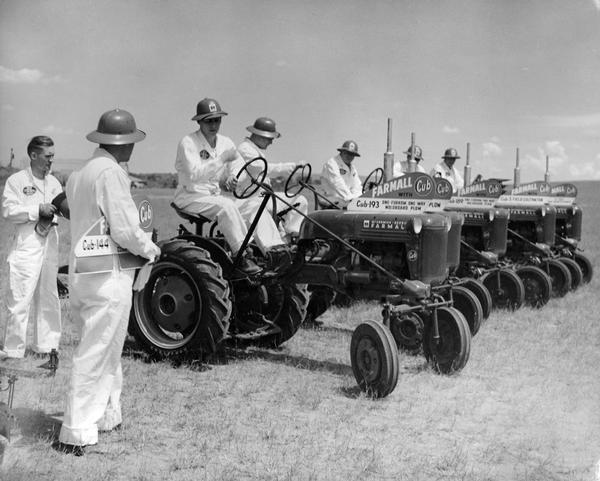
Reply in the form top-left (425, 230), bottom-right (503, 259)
top-left (539, 206), bottom-right (546, 217)
top-left (444, 216), bottom-right (452, 232)
top-left (412, 216), bottom-right (423, 234)
top-left (488, 209), bottom-right (495, 222)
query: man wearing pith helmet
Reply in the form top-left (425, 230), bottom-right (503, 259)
top-left (173, 98), bottom-right (285, 271)
top-left (430, 147), bottom-right (464, 193)
top-left (235, 117), bottom-right (308, 242)
top-left (393, 144), bottom-right (427, 177)
top-left (58, 108), bottom-right (161, 455)
top-left (319, 140), bottom-right (363, 208)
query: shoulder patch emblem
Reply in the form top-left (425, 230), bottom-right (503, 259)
top-left (199, 150), bottom-right (210, 160)
top-left (23, 186), bottom-right (37, 196)
top-left (339, 168), bottom-right (347, 175)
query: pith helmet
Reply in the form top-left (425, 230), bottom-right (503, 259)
top-left (247, 117), bottom-right (281, 139)
top-left (86, 109), bottom-right (146, 145)
top-left (337, 140), bottom-right (360, 157)
top-left (442, 147), bottom-right (461, 159)
top-left (192, 98), bottom-right (228, 121)
top-left (403, 145), bottom-right (423, 161)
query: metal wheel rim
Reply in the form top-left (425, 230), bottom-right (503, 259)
top-left (133, 261), bottom-right (202, 349)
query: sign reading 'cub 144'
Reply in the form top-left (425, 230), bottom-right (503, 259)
top-left (73, 194), bottom-right (154, 273)
top-left (348, 173), bottom-right (450, 213)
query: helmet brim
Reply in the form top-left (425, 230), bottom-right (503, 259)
top-left (246, 125), bottom-right (281, 139)
top-left (442, 155), bottom-right (461, 159)
top-left (337, 148), bottom-right (360, 157)
top-left (86, 129), bottom-right (146, 145)
top-left (191, 112), bottom-right (228, 121)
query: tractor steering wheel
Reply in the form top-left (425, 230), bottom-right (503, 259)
top-left (234, 157), bottom-right (268, 199)
top-left (284, 163), bottom-right (312, 198)
top-left (362, 167), bottom-right (384, 193)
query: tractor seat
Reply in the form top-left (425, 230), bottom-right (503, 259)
top-left (171, 202), bottom-right (212, 234)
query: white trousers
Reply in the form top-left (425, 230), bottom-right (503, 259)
top-left (59, 268), bottom-right (134, 446)
top-left (177, 195), bottom-right (250, 255)
top-left (270, 193), bottom-right (308, 235)
top-left (235, 196), bottom-right (284, 253)
top-left (3, 226), bottom-right (61, 357)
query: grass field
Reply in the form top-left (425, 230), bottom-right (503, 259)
top-left (0, 182), bottom-right (599, 481)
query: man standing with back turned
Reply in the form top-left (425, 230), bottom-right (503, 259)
top-left (58, 109), bottom-right (161, 455)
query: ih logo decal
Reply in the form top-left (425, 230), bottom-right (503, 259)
top-left (209, 102), bottom-right (217, 112)
top-left (407, 250), bottom-right (418, 261)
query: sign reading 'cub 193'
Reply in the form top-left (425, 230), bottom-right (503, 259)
top-left (348, 173), bottom-right (451, 213)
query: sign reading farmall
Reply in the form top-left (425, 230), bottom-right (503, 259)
top-left (496, 180), bottom-right (553, 207)
top-left (448, 179), bottom-right (503, 209)
top-left (348, 173), bottom-right (450, 213)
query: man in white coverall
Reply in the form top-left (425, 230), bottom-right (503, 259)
top-left (0, 136), bottom-right (63, 359)
top-left (319, 140), bottom-right (363, 208)
top-left (173, 98), bottom-right (283, 269)
top-left (57, 109), bottom-right (161, 455)
top-left (431, 147), bottom-right (465, 194)
top-left (392, 145), bottom-right (427, 177)
top-left (236, 117), bottom-right (308, 242)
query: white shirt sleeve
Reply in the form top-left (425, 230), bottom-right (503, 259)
top-left (176, 136), bottom-right (222, 183)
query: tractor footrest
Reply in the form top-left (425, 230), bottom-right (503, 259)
top-left (233, 323), bottom-right (282, 340)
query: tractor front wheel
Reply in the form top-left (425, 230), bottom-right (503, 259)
top-left (481, 268), bottom-right (525, 310)
top-left (446, 285), bottom-right (483, 336)
top-left (423, 307), bottom-right (471, 374)
top-left (545, 259), bottom-right (572, 298)
top-left (461, 278), bottom-right (493, 320)
top-left (350, 320), bottom-right (399, 398)
top-left (573, 252), bottom-right (593, 284)
top-left (516, 265), bottom-right (552, 308)
top-left (558, 257), bottom-right (583, 291)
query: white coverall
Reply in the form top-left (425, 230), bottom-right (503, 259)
top-left (319, 154), bottom-right (362, 208)
top-left (236, 138), bottom-right (308, 237)
top-left (1, 167), bottom-right (63, 358)
top-left (173, 130), bottom-right (283, 254)
top-left (430, 161), bottom-right (465, 193)
top-left (392, 160), bottom-right (427, 178)
top-left (59, 148), bottom-right (160, 447)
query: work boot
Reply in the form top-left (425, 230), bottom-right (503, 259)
top-left (266, 245), bottom-right (295, 271)
top-left (238, 257), bottom-right (261, 275)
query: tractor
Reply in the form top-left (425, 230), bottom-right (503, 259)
top-left (128, 157), bottom-right (472, 398)
top-left (300, 166), bottom-right (483, 350)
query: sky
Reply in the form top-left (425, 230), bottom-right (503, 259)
top-left (1, 0), bottom-right (600, 182)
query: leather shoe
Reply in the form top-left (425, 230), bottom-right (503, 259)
top-left (238, 257), bottom-right (262, 275)
top-left (53, 441), bottom-right (85, 456)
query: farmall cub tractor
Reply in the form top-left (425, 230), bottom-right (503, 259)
top-left (445, 179), bottom-right (554, 310)
top-left (129, 158), bottom-right (472, 398)
top-left (547, 182), bottom-right (593, 283)
top-left (495, 181), bottom-right (577, 298)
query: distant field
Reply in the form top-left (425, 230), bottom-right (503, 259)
top-left (0, 181), bottom-right (599, 480)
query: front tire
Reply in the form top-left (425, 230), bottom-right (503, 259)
top-left (423, 307), bottom-right (471, 374)
top-left (481, 268), bottom-right (525, 310)
top-left (545, 259), bottom-right (572, 298)
top-left (516, 265), bottom-right (552, 308)
top-left (350, 320), bottom-right (399, 398)
top-left (461, 278), bottom-right (493, 320)
top-left (558, 257), bottom-right (583, 290)
top-left (573, 252), bottom-right (593, 284)
top-left (446, 286), bottom-right (483, 336)
top-left (129, 240), bottom-right (232, 359)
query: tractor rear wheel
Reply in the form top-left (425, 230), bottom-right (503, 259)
top-left (233, 283), bottom-right (309, 347)
top-left (129, 240), bottom-right (232, 359)
top-left (461, 278), bottom-right (492, 320)
top-left (423, 307), bottom-right (471, 374)
top-left (573, 252), bottom-right (593, 284)
top-left (516, 265), bottom-right (552, 308)
top-left (446, 286), bottom-right (483, 336)
top-left (558, 257), bottom-right (583, 290)
top-left (545, 259), bottom-right (572, 298)
top-left (350, 320), bottom-right (399, 398)
top-left (481, 268), bottom-right (525, 310)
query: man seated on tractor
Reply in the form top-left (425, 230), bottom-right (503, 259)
top-left (318, 140), bottom-right (363, 208)
top-left (173, 98), bottom-right (286, 273)
top-left (392, 144), bottom-right (427, 177)
top-left (235, 117), bottom-right (308, 243)
top-left (431, 147), bottom-right (464, 194)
